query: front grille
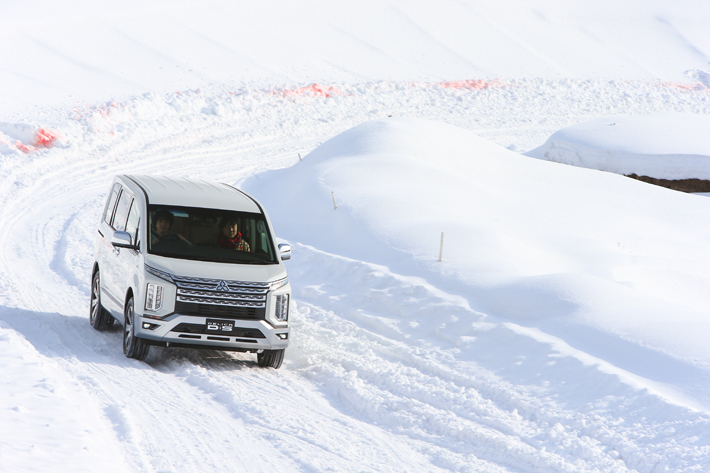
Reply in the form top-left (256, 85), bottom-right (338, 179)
top-left (174, 302), bottom-right (265, 320)
top-left (170, 274), bottom-right (270, 320)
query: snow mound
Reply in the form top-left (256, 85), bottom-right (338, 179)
top-left (0, 122), bottom-right (65, 155)
top-left (244, 118), bottom-right (710, 403)
top-left (526, 113), bottom-right (710, 180)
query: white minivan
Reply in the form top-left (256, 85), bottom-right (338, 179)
top-left (90, 175), bottom-right (292, 368)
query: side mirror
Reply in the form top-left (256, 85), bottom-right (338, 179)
top-left (278, 243), bottom-right (291, 261)
top-left (111, 231), bottom-right (139, 250)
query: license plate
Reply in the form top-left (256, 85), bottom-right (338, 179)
top-left (206, 319), bottom-right (235, 333)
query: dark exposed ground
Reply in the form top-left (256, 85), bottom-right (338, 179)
top-left (626, 174), bottom-right (710, 193)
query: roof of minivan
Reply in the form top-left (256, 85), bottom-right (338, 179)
top-left (125, 175), bottom-right (261, 213)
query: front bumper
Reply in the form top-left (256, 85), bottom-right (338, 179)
top-left (135, 313), bottom-right (290, 352)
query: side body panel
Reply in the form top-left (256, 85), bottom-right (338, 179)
top-left (96, 181), bottom-right (122, 316)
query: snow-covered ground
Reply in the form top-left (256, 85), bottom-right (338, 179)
top-left (2, 1), bottom-right (710, 472)
top-left (3, 0), bottom-right (710, 116)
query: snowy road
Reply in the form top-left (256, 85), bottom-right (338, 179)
top-left (2, 80), bottom-right (710, 472)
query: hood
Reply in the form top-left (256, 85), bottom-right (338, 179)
top-left (144, 254), bottom-right (287, 283)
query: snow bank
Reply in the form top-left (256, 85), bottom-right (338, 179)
top-left (0, 122), bottom-right (64, 154)
top-left (243, 117), bottom-right (710, 400)
top-left (526, 113), bottom-right (710, 180)
top-left (4, 78), bottom-right (710, 163)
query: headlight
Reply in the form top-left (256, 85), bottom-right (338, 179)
top-left (269, 277), bottom-right (288, 291)
top-left (145, 264), bottom-right (173, 283)
top-left (274, 294), bottom-right (289, 322)
top-left (145, 283), bottom-right (164, 311)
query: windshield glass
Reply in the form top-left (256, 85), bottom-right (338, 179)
top-left (148, 205), bottom-right (277, 264)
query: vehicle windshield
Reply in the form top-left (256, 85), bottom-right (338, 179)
top-left (148, 205), bottom-right (278, 264)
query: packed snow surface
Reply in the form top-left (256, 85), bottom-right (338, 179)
top-left (2, 1), bottom-right (710, 472)
top-left (527, 113), bottom-right (710, 179)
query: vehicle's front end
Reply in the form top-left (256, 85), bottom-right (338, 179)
top-left (136, 255), bottom-right (291, 354)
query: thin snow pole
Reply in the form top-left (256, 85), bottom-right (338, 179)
top-left (332, 191), bottom-right (337, 210)
top-left (439, 232), bottom-right (444, 262)
top-left (298, 153), bottom-right (302, 161)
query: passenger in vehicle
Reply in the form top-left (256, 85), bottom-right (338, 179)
top-left (217, 217), bottom-right (250, 252)
top-left (151, 210), bottom-right (189, 245)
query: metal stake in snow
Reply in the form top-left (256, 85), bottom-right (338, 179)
top-left (439, 232), bottom-right (444, 262)
top-left (332, 191), bottom-right (337, 210)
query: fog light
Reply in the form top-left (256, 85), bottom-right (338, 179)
top-left (276, 333), bottom-right (288, 340)
top-left (145, 283), bottom-right (163, 311)
top-left (143, 322), bottom-right (160, 330)
top-left (274, 294), bottom-right (289, 322)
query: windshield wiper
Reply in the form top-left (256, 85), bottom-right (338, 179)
top-left (148, 252), bottom-right (275, 265)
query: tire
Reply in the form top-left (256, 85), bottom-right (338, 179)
top-left (257, 349), bottom-right (285, 369)
top-left (90, 271), bottom-right (114, 331)
top-left (123, 297), bottom-right (149, 361)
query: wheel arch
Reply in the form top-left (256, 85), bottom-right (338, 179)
top-left (124, 287), bottom-right (135, 309)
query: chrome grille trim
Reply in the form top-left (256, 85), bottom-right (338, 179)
top-left (177, 288), bottom-right (265, 302)
top-left (170, 274), bottom-right (270, 310)
top-left (172, 275), bottom-right (269, 288)
top-left (176, 296), bottom-right (265, 308)
top-left (176, 282), bottom-right (267, 294)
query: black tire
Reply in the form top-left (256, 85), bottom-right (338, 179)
top-left (257, 349), bottom-right (285, 369)
top-left (90, 271), bottom-right (114, 331)
top-left (123, 297), bottom-right (149, 361)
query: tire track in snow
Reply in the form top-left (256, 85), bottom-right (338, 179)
top-left (287, 244), bottom-right (710, 472)
top-left (166, 352), bottom-right (447, 473)
top-left (0, 306), bottom-right (302, 472)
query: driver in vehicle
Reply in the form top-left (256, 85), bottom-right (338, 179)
top-left (151, 209), bottom-right (189, 245)
top-left (217, 217), bottom-right (250, 252)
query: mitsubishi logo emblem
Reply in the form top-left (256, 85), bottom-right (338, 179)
top-left (216, 281), bottom-right (230, 292)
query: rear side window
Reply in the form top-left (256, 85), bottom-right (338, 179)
top-left (103, 184), bottom-right (121, 225)
top-left (112, 191), bottom-right (132, 231)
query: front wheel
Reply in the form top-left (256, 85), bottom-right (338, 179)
top-left (257, 349), bottom-right (285, 369)
top-left (123, 297), bottom-right (149, 361)
top-left (90, 271), bottom-right (114, 331)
